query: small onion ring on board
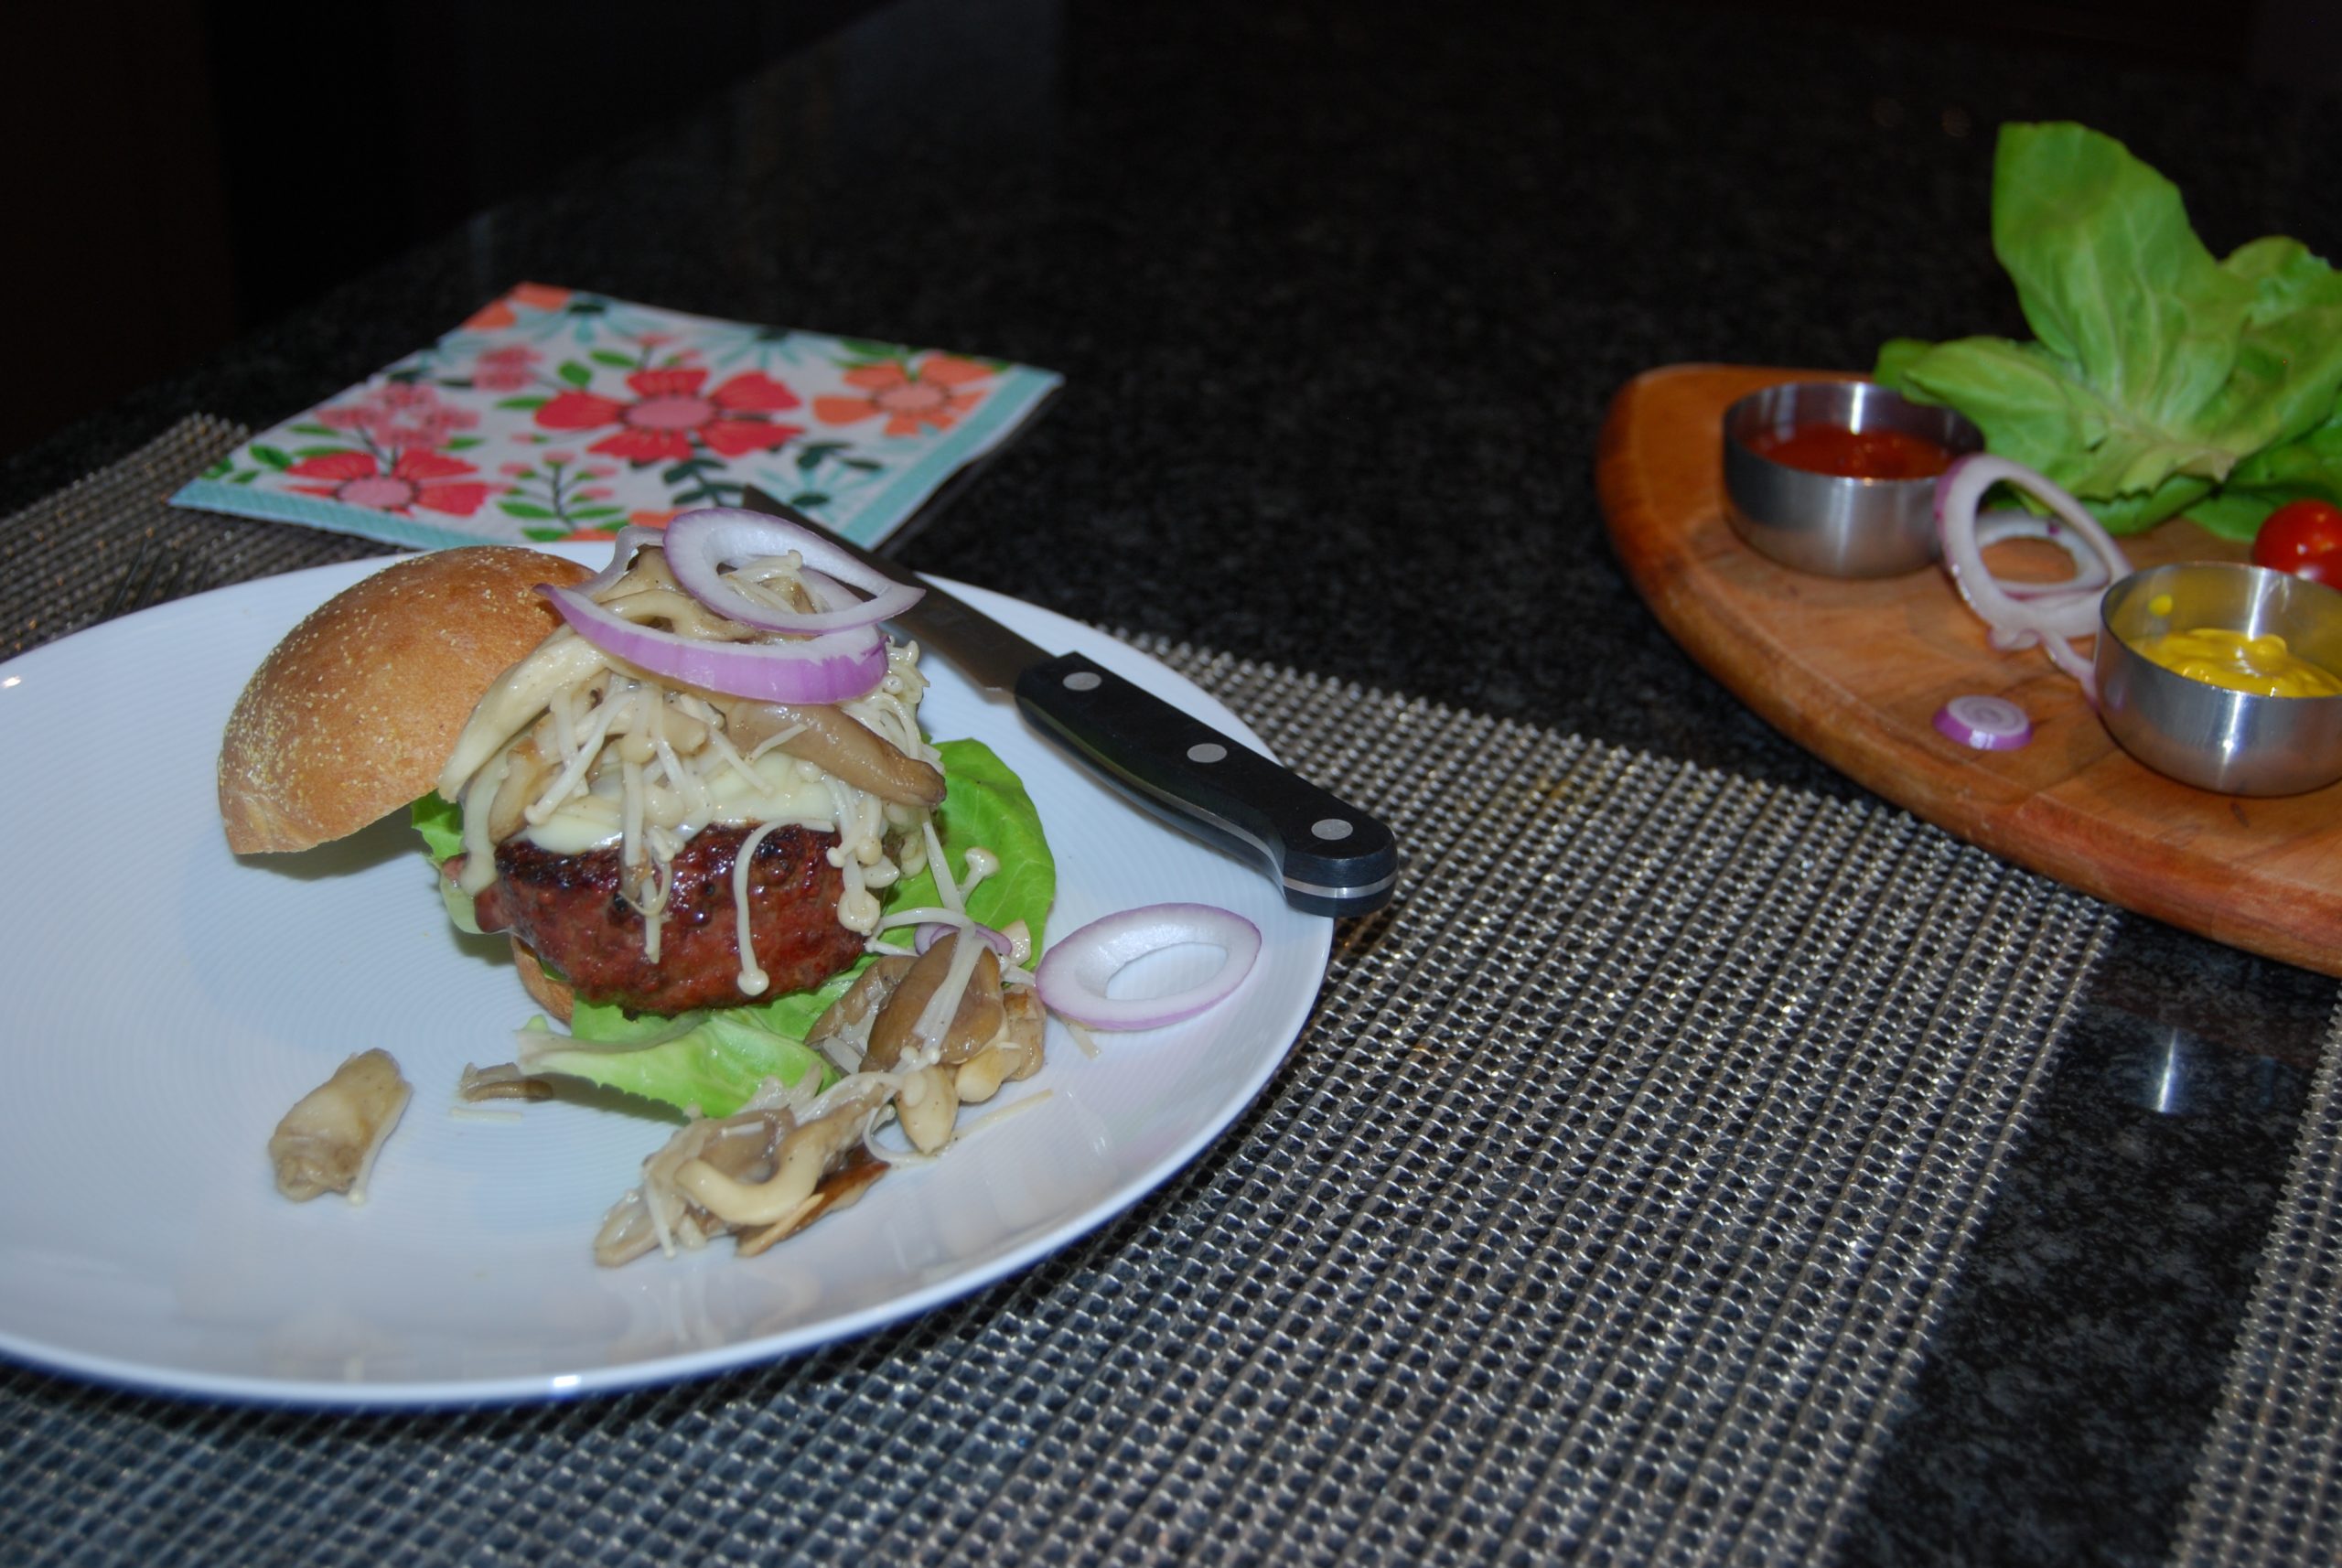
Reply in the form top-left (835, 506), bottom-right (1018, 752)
top-left (1035, 904), bottom-right (1262, 1032)
top-left (662, 508), bottom-right (925, 635)
top-left (537, 584), bottom-right (888, 704)
top-left (1933, 693), bottom-right (2034, 752)
top-left (1935, 455), bottom-right (2133, 699)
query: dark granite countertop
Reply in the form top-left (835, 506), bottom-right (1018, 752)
top-left (7, 3), bottom-right (2337, 1562)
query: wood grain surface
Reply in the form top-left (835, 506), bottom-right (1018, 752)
top-left (1595, 363), bottom-right (2342, 979)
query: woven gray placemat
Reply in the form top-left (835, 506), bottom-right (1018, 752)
top-left (2169, 993), bottom-right (2342, 1568)
top-left (0, 425), bottom-right (2118, 1565)
top-left (1, 413), bottom-right (392, 660)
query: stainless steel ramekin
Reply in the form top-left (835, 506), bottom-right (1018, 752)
top-left (1722, 381), bottom-right (1981, 579)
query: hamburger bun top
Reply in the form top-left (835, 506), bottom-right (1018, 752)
top-left (218, 545), bottom-right (594, 854)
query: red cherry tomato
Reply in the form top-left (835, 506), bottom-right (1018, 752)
top-left (2252, 499), bottom-right (2342, 585)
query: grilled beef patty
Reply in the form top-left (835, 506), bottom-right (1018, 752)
top-left (468, 824), bottom-right (864, 1015)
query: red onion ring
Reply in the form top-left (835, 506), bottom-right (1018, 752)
top-left (662, 508), bottom-right (924, 635)
top-left (1971, 510), bottom-right (2120, 601)
top-left (1935, 455), bottom-right (2133, 698)
top-left (537, 583), bottom-right (887, 703)
top-left (1034, 903), bottom-right (1262, 1032)
top-left (1933, 693), bottom-right (2033, 751)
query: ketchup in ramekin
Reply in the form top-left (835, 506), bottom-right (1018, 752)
top-left (1745, 424), bottom-right (1958, 481)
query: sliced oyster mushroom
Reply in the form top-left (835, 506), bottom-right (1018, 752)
top-left (735, 1150), bottom-right (887, 1257)
top-left (957, 988), bottom-right (1047, 1103)
top-left (864, 933), bottom-right (1005, 1072)
top-left (805, 955), bottom-right (914, 1071)
top-left (268, 1049), bottom-right (412, 1203)
top-left (594, 1112), bottom-right (747, 1268)
top-left (719, 699), bottom-right (945, 807)
top-left (674, 1077), bottom-right (896, 1230)
top-left (484, 733), bottom-right (553, 843)
top-left (438, 632), bottom-right (606, 800)
top-left (593, 1076), bottom-right (895, 1267)
top-left (597, 585), bottom-right (751, 641)
top-left (601, 544), bottom-right (682, 598)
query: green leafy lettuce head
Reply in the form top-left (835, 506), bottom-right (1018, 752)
top-left (414, 736), bottom-right (1054, 1117)
top-left (1877, 122), bottom-right (2342, 539)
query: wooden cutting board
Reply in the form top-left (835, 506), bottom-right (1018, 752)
top-left (1595, 363), bottom-right (2342, 979)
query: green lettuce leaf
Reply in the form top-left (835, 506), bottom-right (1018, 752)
top-left (412, 790), bottom-right (481, 933)
top-left (892, 736), bottom-right (1057, 945)
top-left (1876, 122), bottom-right (2342, 538)
top-left (2228, 406), bottom-right (2342, 510)
top-left (416, 736), bottom-right (1054, 1118)
top-left (413, 789), bottom-right (466, 860)
top-left (515, 1010), bottom-right (832, 1118)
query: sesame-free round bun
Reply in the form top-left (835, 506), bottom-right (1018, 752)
top-left (218, 546), bottom-right (594, 854)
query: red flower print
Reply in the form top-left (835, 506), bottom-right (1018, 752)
top-left (534, 369), bottom-right (804, 464)
top-left (813, 354), bottom-right (993, 437)
top-left (285, 450), bottom-right (492, 517)
top-left (473, 342), bottom-right (542, 392)
top-left (316, 381), bottom-right (478, 452)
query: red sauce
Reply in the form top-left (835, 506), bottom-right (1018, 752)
top-left (1746, 424), bottom-right (1955, 480)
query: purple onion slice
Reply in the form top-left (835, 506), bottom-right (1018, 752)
top-left (538, 583), bottom-right (887, 703)
top-left (662, 508), bottom-right (923, 635)
top-left (1933, 693), bottom-right (2034, 751)
top-left (1034, 903), bottom-right (1262, 1032)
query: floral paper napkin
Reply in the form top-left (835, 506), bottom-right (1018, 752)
top-left (171, 283), bottom-right (1061, 550)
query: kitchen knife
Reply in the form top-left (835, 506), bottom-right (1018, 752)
top-left (741, 490), bottom-right (1399, 917)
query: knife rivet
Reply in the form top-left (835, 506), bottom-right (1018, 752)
top-left (1311, 818), bottom-right (1355, 841)
top-left (1063, 671), bottom-right (1102, 692)
top-left (1187, 742), bottom-right (1228, 764)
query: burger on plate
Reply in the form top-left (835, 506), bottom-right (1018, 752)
top-left (218, 514), bottom-right (1055, 1263)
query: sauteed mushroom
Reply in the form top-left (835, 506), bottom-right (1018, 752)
top-left (672, 1078), bottom-right (897, 1229)
top-left (863, 933), bottom-right (1006, 1072)
top-left (484, 733), bottom-right (553, 844)
top-left (590, 928), bottom-right (1053, 1264)
top-left (719, 698), bottom-right (946, 807)
top-left (734, 1150), bottom-right (886, 1258)
top-left (593, 1077), bottom-right (897, 1266)
top-left (805, 954), bottom-right (915, 1069)
top-left (957, 989), bottom-right (1047, 1103)
top-left (268, 1049), bottom-right (412, 1203)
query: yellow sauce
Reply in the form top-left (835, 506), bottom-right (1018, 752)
top-left (2133, 628), bottom-right (2342, 699)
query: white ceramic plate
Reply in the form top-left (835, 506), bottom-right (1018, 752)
top-left (0, 547), bottom-right (1329, 1407)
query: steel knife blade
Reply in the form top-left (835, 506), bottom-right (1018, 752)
top-left (741, 490), bottom-right (1399, 917)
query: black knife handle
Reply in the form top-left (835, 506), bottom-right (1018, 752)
top-left (1014, 651), bottom-right (1399, 918)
